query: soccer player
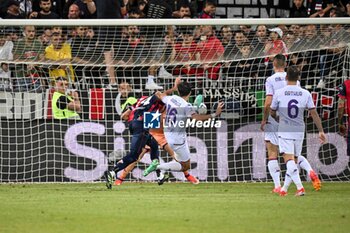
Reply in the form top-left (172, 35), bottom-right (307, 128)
top-left (143, 81), bottom-right (224, 181)
top-left (338, 79), bottom-right (350, 155)
top-left (103, 91), bottom-right (172, 189)
top-left (270, 66), bottom-right (326, 196)
top-left (261, 54), bottom-right (321, 193)
top-left (115, 100), bottom-right (199, 186)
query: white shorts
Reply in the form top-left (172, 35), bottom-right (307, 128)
top-left (278, 137), bottom-right (303, 157)
top-left (264, 123), bottom-right (279, 146)
top-left (169, 141), bottom-right (191, 162)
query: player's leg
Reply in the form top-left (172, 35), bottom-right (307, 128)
top-left (279, 138), bottom-right (305, 196)
top-left (104, 132), bottom-right (149, 189)
top-left (297, 155), bottom-right (321, 191)
top-left (115, 147), bottom-right (150, 186)
top-left (158, 142), bottom-right (199, 184)
top-left (265, 127), bottom-right (281, 193)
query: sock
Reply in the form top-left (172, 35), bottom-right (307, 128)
top-left (281, 173), bottom-right (292, 192)
top-left (297, 155), bottom-right (313, 176)
top-left (183, 171), bottom-right (189, 177)
top-left (268, 159), bottom-right (281, 188)
top-left (286, 160), bottom-right (304, 190)
top-left (119, 169), bottom-right (127, 180)
top-left (157, 160), bottom-right (182, 172)
top-left (147, 75), bottom-right (155, 83)
top-left (156, 169), bottom-right (164, 180)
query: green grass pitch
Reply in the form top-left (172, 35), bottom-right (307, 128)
top-left (0, 182), bottom-right (350, 233)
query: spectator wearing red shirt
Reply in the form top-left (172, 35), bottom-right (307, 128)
top-left (197, 25), bottom-right (224, 80)
top-left (264, 27), bottom-right (288, 61)
top-left (172, 27), bottom-right (200, 76)
top-left (198, 1), bottom-right (216, 19)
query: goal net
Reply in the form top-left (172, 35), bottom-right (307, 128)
top-left (0, 18), bottom-right (349, 182)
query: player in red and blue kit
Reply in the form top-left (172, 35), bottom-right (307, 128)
top-left (338, 79), bottom-right (350, 155)
top-left (104, 94), bottom-right (165, 189)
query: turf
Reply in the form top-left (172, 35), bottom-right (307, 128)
top-left (0, 182), bottom-right (349, 233)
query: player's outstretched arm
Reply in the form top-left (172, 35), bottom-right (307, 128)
top-left (192, 102), bottom-right (224, 121)
top-left (309, 108), bottom-right (327, 144)
top-left (155, 77), bottom-right (182, 101)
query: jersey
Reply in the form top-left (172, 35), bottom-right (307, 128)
top-left (338, 80), bottom-right (350, 124)
top-left (265, 72), bottom-right (287, 125)
top-left (270, 85), bottom-right (315, 140)
top-left (162, 95), bottom-right (196, 145)
top-left (128, 95), bottom-right (164, 122)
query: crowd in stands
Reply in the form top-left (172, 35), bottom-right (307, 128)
top-left (0, 0), bottom-right (350, 92)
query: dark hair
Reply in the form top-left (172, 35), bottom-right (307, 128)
top-left (177, 82), bottom-right (192, 97)
top-left (287, 66), bottom-right (300, 81)
top-left (273, 54), bottom-right (286, 68)
top-left (205, 1), bottom-right (216, 7)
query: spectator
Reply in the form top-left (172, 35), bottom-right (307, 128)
top-left (224, 30), bottom-right (248, 60)
top-left (171, 27), bottom-right (200, 76)
top-left (70, 26), bottom-right (103, 88)
top-left (5, 27), bottom-right (20, 43)
top-left (39, 28), bottom-right (52, 46)
top-left (290, 0), bottom-right (308, 17)
top-left (251, 25), bottom-right (267, 56)
top-left (63, 0), bottom-right (96, 19)
top-left (45, 32), bottom-right (75, 83)
top-left (0, 29), bottom-right (14, 64)
top-left (13, 26), bottom-right (45, 91)
top-left (173, 4), bottom-right (192, 18)
top-left (231, 45), bottom-right (258, 76)
top-left (52, 76), bottom-right (81, 119)
top-left (2, 0), bottom-right (26, 19)
top-left (240, 25), bottom-right (255, 41)
top-left (219, 26), bottom-right (233, 48)
top-left (67, 3), bottom-right (80, 19)
top-left (264, 27), bottom-right (288, 60)
top-left (96, 0), bottom-right (128, 88)
top-left (284, 32), bottom-right (298, 51)
top-left (299, 25), bottom-right (321, 50)
top-left (127, 7), bottom-right (142, 18)
top-left (199, 1), bottom-right (216, 18)
top-left (32, 0), bottom-right (63, 18)
top-left (29, 0), bottom-right (60, 19)
top-left (308, 0), bottom-right (334, 17)
top-left (197, 25), bottom-right (224, 80)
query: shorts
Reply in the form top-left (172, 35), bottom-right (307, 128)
top-left (169, 141), bottom-right (191, 162)
top-left (278, 137), bottom-right (303, 157)
top-left (264, 122), bottom-right (279, 146)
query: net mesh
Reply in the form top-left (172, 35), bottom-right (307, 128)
top-left (0, 20), bottom-right (350, 182)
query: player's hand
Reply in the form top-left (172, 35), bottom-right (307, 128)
top-left (71, 91), bottom-right (79, 99)
top-left (260, 120), bottom-right (267, 131)
top-left (215, 102), bottom-right (224, 116)
top-left (174, 77), bottom-right (182, 87)
top-left (339, 124), bottom-right (347, 136)
top-left (319, 132), bottom-right (327, 144)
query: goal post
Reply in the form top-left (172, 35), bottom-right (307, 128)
top-left (0, 18), bottom-right (350, 182)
